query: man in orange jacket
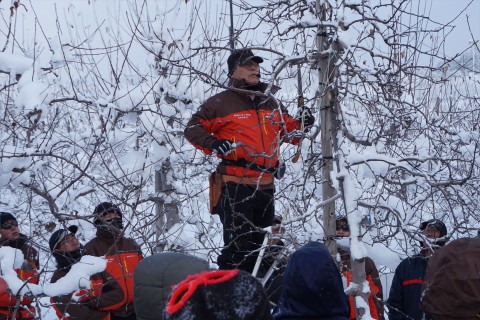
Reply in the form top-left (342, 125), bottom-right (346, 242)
top-left (0, 212), bottom-right (38, 320)
top-left (335, 217), bottom-right (384, 320)
top-left (85, 202), bottom-right (143, 320)
top-left (184, 49), bottom-right (314, 272)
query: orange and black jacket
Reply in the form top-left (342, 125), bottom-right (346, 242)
top-left (337, 246), bottom-right (384, 320)
top-left (50, 268), bottom-right (123, 320)
top-left (184, 79), bottom-right (302, 179)
top-left (0, 235), bottom-right (39, 320)
top-left (84, 230), bottom-right (143, 318)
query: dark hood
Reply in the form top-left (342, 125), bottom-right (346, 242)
top-left (273, 241), bottom-right (350, 320)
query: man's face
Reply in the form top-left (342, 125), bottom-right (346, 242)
top-left (269, 222), bottom-right (284, 245)
top-left (272, 222), bottom-right (284, 235)
top-left (420, 226), bottom-right (441, 257)
top-left (424, 226), bottom-right (441, 240)
top-left (56, 234), bottom-right (80, 253)
top-left (0, 219), bottom-right (20, 240)
top-left (231, 61), bottom-right (260, 85)
top-left (103, 210), bottom-right (121, 222)
top-left (336, 223), bottom-right (350, 237)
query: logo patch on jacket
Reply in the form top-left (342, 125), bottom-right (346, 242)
top-left (233, 113), bottom-right (251, 120)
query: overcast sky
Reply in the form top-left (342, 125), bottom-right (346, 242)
top-left (424, 0), bottom-right (479, 56)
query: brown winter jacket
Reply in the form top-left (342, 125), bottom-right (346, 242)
top-left (84, 229), bottom-right (143, 318)
top-left (184, 79), bottom-right (301, 179)
top-left (337, 245), bottom-right (384, 320)
top-left (50, 268), bottom-right (124, 320)
top-left (422, 237), bottom-right (480, 319)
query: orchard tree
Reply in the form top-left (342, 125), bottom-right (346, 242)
top-left (0, 0), bottom-right (478, 318)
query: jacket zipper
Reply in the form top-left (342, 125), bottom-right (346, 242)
top-left (254, 96), bottom-right (267, 167)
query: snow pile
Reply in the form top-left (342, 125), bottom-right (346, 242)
top-left (0, 247), bottom-right (43, 296)
top-left (43, 255), bottom-right (107, 298)
top-left (0, 52), bottom-right (32, 77)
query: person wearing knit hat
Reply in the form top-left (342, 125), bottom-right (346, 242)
top-left (49, 226), bottom-right (124, 320)
top-left (165, 269), bottom-right (273, 320)
top-left (134, 252), bottom-right (210, 320)
top-left (387, 219), bottom-right (449, 320)
top-left (0, 212), bottom-right (39, 320)
top-left (84, 202), bottom-right (143, 320)
top-left (92, 202), bottom-right (123, 231)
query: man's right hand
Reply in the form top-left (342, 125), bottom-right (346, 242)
top-left (212, 140), bottom-right (234, 155)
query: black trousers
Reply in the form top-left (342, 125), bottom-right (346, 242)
top-left (216, 183), bottom-right (275, 273)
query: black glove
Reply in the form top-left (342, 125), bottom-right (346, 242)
top-left (301, 108), bottom-right (315, 127)
top-left (212, 139), bottom-right (234, 155)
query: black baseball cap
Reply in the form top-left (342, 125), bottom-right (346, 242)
top-left (227, 49), bottom-right (264, 75)
top-left (49, 225), bottom-right (78, 251)
top-left (0, 212), bottom-right (16, 226)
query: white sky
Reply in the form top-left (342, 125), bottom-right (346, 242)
top-left (422, 0), bottom-right (479, 56)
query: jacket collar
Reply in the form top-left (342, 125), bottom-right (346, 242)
top-left (0, 233), bottom-right (28, 249)
top-left (228, 79), bottom-right (279, 95)
top-left (96, 228), bottom-right (122, 243)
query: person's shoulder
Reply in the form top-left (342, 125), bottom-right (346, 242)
top-left (396, 254), bottom-right (426, 269)
top-left (84, 237), bottom-right (99, 246)
top-left (204, 89), bottom-right (233, 102)
top-left (22, 242), bottom-right (38, 254)
top-left (121, 236), bottom-right (141, 249)
top-left (19, 236), bottom-right (38, 256)
top-left (365, 255), bottom-right (375, 262)
top-left (196, 90), bottom-right (234, 114)
top-left (83, 237), bottom-right (100, 251)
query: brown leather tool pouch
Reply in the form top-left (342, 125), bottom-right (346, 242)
top-left (209, 172), bottom-right (223, 214)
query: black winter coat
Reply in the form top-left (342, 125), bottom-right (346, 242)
top-left (387, 255), bottom-right (432, 320)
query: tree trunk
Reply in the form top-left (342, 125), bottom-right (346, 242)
top-left (317, 0), bottom-right (337, 258)
top-left (155, 159), bottom-right (180, 252)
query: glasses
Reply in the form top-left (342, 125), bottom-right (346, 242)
top-left (61, 235), bottom-right (78, 246)
top-left (1, 222), bottom-right (18, 230)
top-left (336, 225), bottom-right (349, 232)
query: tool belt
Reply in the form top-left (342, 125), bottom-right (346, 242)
top-left (220, 174), bottom-right (274, 186)
top-left (208, 173), bottom-right (274, 214)
top-left (221, 159), bottom-right (277, 175)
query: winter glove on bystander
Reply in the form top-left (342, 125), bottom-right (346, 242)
top-left (212, 139), bottom-right (234, 155)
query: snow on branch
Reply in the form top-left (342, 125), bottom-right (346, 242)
top-left (0, 247), bottom-right (42, 297)
top-left (43, 256), bottom-right (107, 298)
